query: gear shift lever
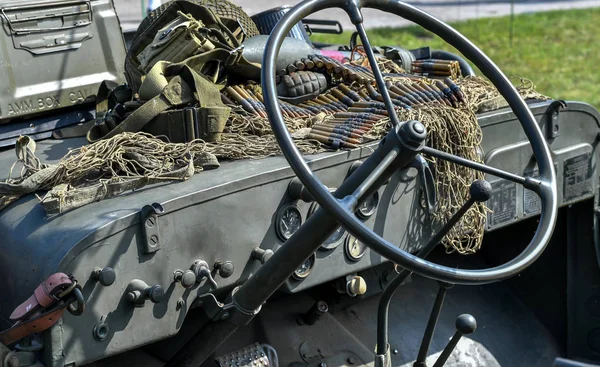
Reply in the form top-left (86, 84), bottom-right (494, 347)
top-left (432, 314), bottom-right (477, 367)
top-left (413, 282), bottom-right (454, 367)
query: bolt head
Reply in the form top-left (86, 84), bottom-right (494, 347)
top-left (412, 121), bottom-right (425, 134)
top-left (317, 300), bottom-right (329, 313)
top-left (398, 120), bottom-right (427, 149)
top-left (93, 323), bottom-right (110, 341)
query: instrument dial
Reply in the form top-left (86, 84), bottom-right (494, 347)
top-left (357, 191), bottom-right (379, 219)
top-left (345, 234), bottom-right (367, 261)
top-left (308, 196), bottom-right (347, 250)
top-left (276, 204), bottom-right (302, 241)
top-left (293, 253), bottom-right (316, 280)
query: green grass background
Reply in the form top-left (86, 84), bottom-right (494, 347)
top-left (311, 8), bottom-right (599, 108)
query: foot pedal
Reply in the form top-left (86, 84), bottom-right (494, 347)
top-left (215, 343), bottom-right (275, 367)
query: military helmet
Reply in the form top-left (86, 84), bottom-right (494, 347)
top-left (139, 0), bottom-right (259, 39)
top-left (125, 0), bottom-right (259, 93)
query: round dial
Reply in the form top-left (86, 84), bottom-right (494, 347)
top-left (345, 234), bottom-right (367, 261)
top-left (293, 253), bottom-right (316, 280)
top-left (276, 204), bottom-right (302, 241)
top-left (357, 191), bottom-right (379, 220)
top-left (308, 198), bottom-right (347, 250)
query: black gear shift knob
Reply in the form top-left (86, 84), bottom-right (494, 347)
top-left (455, 314), bottom-right (477, 334)
top-left (432, 314), bottom-right (479, 367)
top-left (469, 179), bottom-right (492, 202)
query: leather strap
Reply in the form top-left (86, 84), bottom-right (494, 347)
top-left (9, 273), bottom-right (72, 322)
top-left (0, 304), bottom-right (68, 346)
top-left (0, 273), bottom-right (75, 346)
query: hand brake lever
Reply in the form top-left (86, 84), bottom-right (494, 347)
top-left (410, 155), bottom-right (437, 213)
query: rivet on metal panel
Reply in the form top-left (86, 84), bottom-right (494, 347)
top-left (140, 203), bottom-right (164, 254)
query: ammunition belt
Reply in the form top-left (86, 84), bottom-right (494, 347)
top-left (411, 59), bottom-right (462, 79)
top-left (221, 60), bottom-right (467, 151)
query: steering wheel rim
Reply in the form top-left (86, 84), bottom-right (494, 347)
top-left (261, 0), bottom-right (558, 285)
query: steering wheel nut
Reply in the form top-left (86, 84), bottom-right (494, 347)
top-left (398, 120), bottom-right (427, 150)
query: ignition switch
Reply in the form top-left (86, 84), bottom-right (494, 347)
top-left (346, 276), bottom-right (367, 297)
top-left (337, 274), bottom-right (367, 297)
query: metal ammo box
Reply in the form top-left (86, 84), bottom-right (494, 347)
top-left (0, 0), bottom-right (126, 123)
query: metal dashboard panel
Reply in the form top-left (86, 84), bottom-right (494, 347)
top-left (479, 101), bottom-right (600, 231)
top-left (0, 100), bottom-right (596, 366)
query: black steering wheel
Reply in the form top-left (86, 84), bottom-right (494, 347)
top-left (261, 0), bottom-right (558, 285)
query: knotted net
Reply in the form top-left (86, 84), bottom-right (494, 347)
top-left (0, 65), bottom-right (548, 254)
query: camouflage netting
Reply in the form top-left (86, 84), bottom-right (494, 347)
top-left (0, 57), bottom-right (549, 254)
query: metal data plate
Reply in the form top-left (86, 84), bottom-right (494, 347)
top-left (485, 142), bottom-right (596, 231)
top-left (215, 343), bottom-right (270, 367)
top-left (488, 179), bottom-right (518, 228)
top-left (563, 152), bottom-right (593, 203)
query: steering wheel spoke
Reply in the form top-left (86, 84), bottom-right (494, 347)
top-left (421, 145), bottom-right (545, 193)
top-left (344, 1), bottom-right (401, 127)
top-left (347, 147), bottom-right (400, 209)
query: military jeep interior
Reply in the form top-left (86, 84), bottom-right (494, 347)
top-left (0, 1), bottom-right (599, 367)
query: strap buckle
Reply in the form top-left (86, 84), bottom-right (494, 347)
top-left (183, 107), bottom-right (201, 142)
top-left (229, 44), bottom-right (244, 55)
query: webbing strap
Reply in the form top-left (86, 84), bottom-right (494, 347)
top-left (87, 58), bottom-right (228, 143)
top-left (95, 80), bottom-right (119, 119)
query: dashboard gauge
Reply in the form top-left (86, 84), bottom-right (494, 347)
top-left (357, 191), bottom-right (379, 220)
top-left (345, 234), bottom-right (367, 262)
top-left (308, 199), bottom-right (347, 250)
top-left (276, 204), bottom-right (303, 241)
top-left (293, 253), bottom-right (316, 280)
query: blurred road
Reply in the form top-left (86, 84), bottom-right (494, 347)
top-left (115, 0), bottom-right (600, 31)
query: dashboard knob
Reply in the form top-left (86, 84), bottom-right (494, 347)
top-left (346, 276), bottom-right (367, 297)
top-left (147, 285), bottom-right (164, 304)
top-left (126, 279), bottom-right (164, 307)
top-left (91, 267), bottom-right (116, 286)
top-left (251, 248), bottom-right (274, 264)
top-left (214, 261), bottom-right (235, 278)
top-left (174, 270), bottom-right (197, 289)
